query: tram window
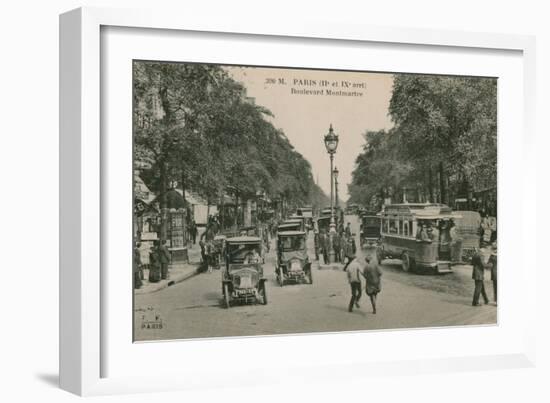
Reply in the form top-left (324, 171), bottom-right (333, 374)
top-left (398, 219), bottom-right (404, 235)
top-left (404, 220), bottom-right (409, 236)
top-left (389, 220), bottom-right (397, 234)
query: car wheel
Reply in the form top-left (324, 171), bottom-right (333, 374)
top-left (402, 252), bottom-right (411, 272)
top-left (223, 283), bottom-right (230, 308)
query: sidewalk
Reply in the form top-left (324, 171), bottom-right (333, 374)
top-left (135, 242), bottom-right (203, 295)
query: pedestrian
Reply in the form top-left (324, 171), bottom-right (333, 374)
top-left (320, 230), bottom-right (329, 264)
top-left (337, 222), bottom-right (344, 237)
top-left (148, 240), bottom-right (161, 283)
top-left (342, 234), bottom-right (357, 270)
top-left (333, 232), bottom-right (341, 263)
top-left (471, 247), bottom-right (489, 306)
top-left (199, 239), bottom-right (207, 271)
top-left (159, 239), bottom-right (171, 280)
top-left (363, 254), bottom-right (382, 314)
top-left (346, 254), bottom-right (364, 312)
top-left (190, 219), bottom-right (197, 245)
top-left (133, 242), bottom-right (142, 289)
top-left (345, 222), bottom-right (352, 238)
top-left (488, 242), bottom-right (497, 304)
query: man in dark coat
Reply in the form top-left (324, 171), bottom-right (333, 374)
top-left (471, 248), bottom-right (489, 306)
top-left (342, 235), bottom-right (357, 270)
top-left (133, 242), bottom-right (142, 289)
top-left (320, 230), bottom-right (329, 264)
top-left (148, 240), bottom-right (161, 283)
top-left (189, 219), bottom-right (197, 245)
top-left (333, 232), bottom-right (342, 263)
top-left (489, 243), bottom-right (497, 304)
top-left (159, 239), bottom-right (171, 280)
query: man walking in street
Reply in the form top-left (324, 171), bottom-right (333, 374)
top-left (471, 247), bottom-right (489, 306)
top-left (346, 254), bottom-right (364, 312)
top-left (363, 254), bottom-right (382, 314)
top-left (159, 239), bottom-right (171, 280)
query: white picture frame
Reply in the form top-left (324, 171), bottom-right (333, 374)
top-left (60, 6), bottom-right (537, 396)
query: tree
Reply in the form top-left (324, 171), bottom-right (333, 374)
top-left (133, 61), bottom-right (328, 219)
top-left (349, 74), bottom-right (497, 208)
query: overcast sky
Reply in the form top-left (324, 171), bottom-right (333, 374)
top-left (226, 66), bottom-right (394, 201)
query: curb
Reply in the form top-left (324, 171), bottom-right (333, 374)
top-left (135, 265), bottom-right (201, 295)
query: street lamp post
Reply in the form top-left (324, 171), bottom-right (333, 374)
top-left (333, 166), bottom-right (339, 211)
top-left (324, 124), bottom-right (339, 263)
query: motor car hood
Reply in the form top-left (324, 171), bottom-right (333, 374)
top-left (281, 251), bottom-right (308, 263)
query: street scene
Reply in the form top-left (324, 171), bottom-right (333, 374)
top-left (133, 62), bottom-right (497, 341)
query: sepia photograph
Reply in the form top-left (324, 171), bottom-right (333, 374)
top-left (132, 61), bottom-right (498, 341)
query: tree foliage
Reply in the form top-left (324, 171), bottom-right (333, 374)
top-left (133, 61), bottom-right (325, 210)
top-left (349, 74), bottom-right (497, 209)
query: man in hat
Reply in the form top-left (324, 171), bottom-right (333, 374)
top-left (471, 247), bottom-right (489, 306)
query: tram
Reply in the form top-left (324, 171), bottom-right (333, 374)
top-left (378, 203), bottom-right (462, 273)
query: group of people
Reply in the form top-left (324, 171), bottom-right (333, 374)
top-left (133, 239), bottom-right (171, 289)
top-left (346, 253), bottom-right (383, 313)
top-left (318, 222), bottom-right (357, 266)
top-left (415, 219), bottom-right (458, 244)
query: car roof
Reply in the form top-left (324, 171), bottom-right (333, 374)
top-left (279, 222), bottom-right (301, 227)
top-left (277, 231), bottom-right (306, 236)
top-left (226, 236), bottom-right (262, 244)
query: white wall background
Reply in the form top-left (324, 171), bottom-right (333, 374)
top-left (0, 1), bottom-right (547, 402)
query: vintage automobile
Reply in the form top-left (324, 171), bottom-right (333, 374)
top-left (277, 221), bottom-right (302, 233)
top-left (287, 216), bottom-right (306, 232)
top-left (296, 206), bottom-right (313, 230)
top-left (377, 203), bottom-right (462, 273)
top-left (359, 212), bottom-right (381, 248)
top-left (238, 225), bottom-right (259, 237)
top-left (221, 236), bottom-right (267, 308)
top-left (276, 231), bottom-right (312, 286)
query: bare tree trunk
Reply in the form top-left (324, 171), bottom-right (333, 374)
top-left (439, 162), bottom-right (448, 205)
top-left (428, 167), bottom-right (434, 203)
